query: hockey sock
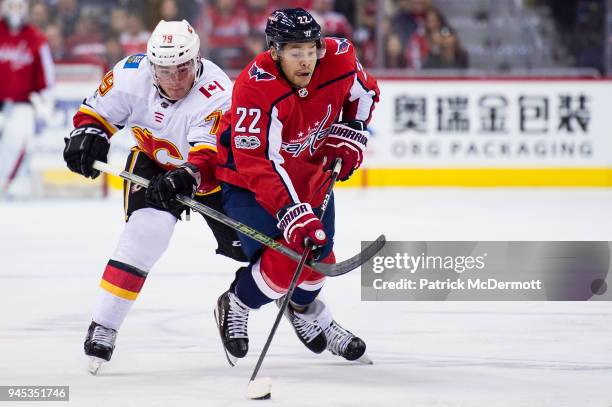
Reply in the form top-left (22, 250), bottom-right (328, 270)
top-left (93, 260), bottom-right (147, 330)
top-left (289, 286), bottom-right (322, 308)
top-left (92, 208), bottom-right (176, 330)
top-left (234, 259), bottom-right (281, 309)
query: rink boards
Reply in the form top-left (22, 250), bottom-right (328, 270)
top-left (31, 75), bottom-right (612, 191)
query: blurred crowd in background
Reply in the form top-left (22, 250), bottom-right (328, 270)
top-left (18, 0), bottom-right (608, 73)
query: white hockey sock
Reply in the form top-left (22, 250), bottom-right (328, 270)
top-left (92, 208), bottom-right (176, 330)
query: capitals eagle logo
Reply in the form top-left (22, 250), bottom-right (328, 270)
top-left (333, 38), bottom-right (350, 55)
top-left (248, 62), bottom-right (276, 81)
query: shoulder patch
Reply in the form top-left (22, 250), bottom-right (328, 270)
top-left (98, 71), bottom-right (114, 96)
top-left (123, 54), bottom-right (145, 69)
top-left (199, 80), bottom-right (226, 98)
top-left (248, 62), bottom-right (276, 82)
top-left (331, 38), bottom-right (350, 55)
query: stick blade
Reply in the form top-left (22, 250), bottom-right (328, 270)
top-left (313, 234), bottom-right (386, 277)
top-left (247, 377), bottom-right (272, 400)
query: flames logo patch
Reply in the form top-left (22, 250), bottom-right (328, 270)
top-left (132, 126), bottom-right (184, 168)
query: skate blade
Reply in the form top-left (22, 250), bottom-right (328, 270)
top-left (88, 357), bottom-right (105, 375)
top-left (354, 353), bottom-right (373, 365)
top-left (213, 309), bottom-right (238, 367)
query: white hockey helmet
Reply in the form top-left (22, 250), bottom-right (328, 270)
top-left (147, 20), bottom-right (200, 67)
top-left (2, 0), bottom-right (28, 30)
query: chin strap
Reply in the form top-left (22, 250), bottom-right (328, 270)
top-left (194, 59), bottom-right (204, 82)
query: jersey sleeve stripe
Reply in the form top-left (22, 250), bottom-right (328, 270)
top-left (267, 106), bottom-right (300, 204)
top-left (195, 185), bottom-right (221, 196)
top-left (189, 143), bottom-right (217, 153)
top-left (78, 106), bottom-right (119, 135)
top-left (39, 43), bottom-right (55, 89)
top-left (348, 74), bottom-right (376, 122)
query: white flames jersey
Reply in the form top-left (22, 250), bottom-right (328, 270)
top-left (75, 54), bottom-right (231, 170)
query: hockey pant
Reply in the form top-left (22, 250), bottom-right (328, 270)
top-left (221, 183), bottom-right (336, 309)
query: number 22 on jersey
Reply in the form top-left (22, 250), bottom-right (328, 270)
top-left (235, 107), bottom-right (261, 133)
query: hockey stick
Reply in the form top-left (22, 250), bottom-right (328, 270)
top-left (0, 102), bottom-right (28, 199)
top-left (0, 101), bottom-right (31, 199)
top-left (246, 158), bottom-right (342, 400)
top-left (0, 101), bottom-right (8, 140)
top-left (92, 160), bottom-right (385, 277)
top-left (1, 144), bottom-right (27, 196)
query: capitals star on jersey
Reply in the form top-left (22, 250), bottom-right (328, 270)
top-left (72, 54), bottom-right (232, 193)
top-left (207, 37), bottom-right (379, 215)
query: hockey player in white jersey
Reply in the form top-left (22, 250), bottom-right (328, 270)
top-left (63, 20), bottom-right (246, 374)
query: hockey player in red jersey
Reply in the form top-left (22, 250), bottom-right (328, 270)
top-left (63, 20), bottom-right (246, 374)
top-left (0, 0), bottom-right (54, 195)
top-left (0, 0), bottom-right (53, 103)
top-left (155, 8), bottom-right (379, 365)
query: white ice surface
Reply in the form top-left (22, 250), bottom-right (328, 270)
top-left (1, 188), bottom-right (612, 407)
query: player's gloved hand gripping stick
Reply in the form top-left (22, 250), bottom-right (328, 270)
top-left (92, 160), bottom-right (385, 278)
top-left (321, 120), bottom-right (369, 182)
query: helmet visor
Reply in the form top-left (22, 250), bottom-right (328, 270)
top-left (152, 60), bottom-right (196, 81)
top-left (152, 59), bottom-right (197, 100)
top-left (276, 43), bottom-right (318, 61)
top-left (275, 40), bottom-right (326, 61)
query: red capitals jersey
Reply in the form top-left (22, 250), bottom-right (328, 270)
top-left (209, 38), bottom-right (379, 216)
top-left (0, 20), bottom-right (54, 102)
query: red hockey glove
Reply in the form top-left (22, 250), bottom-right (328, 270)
top-left (276, 202), bottom-right (327, 253)
top-left (321, 120), bottom-right (369, 181)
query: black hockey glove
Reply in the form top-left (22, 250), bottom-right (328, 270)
top-left (63, 125), bottom-right (110, 179)
top-left (145, 163), bottom-right (201, 211)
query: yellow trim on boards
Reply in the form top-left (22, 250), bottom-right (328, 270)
top-left (108, 174), bottom-right (124, 190)
top-left (108, 177), bottom-right (223, 194)
top-left (338, 168), bottom-right (612, 187)
top-left (106, 168), bottom-right (612, 190)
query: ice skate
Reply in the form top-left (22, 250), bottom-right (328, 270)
top-left (276, 297), bottom-right (328, 353)
top-left (214, 290), bottom-right (250, 366)
top-left (84, 321), bottom-right (117, 375)
top-left (324, 320), bottom-right (371, 364)
top-left (279, 297), bottom-right (370, 363)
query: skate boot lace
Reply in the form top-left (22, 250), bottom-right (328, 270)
top-left (292, 314), bottom-right (323, 343)
top-left (91, 325), bottom-right (117, 348)
top-left (324, 322), bottom-right (353, 356)
top-left (227, 293), bottom-right (249, 339)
